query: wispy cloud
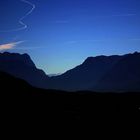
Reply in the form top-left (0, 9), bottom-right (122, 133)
top-left (0, 41), bottom-right (24, 51)
top-left (0, 0), bottom-right (35, 32)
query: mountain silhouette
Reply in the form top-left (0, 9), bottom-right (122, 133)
top-left (93, 52), bottom-right (140, 92)
top-left (49, 55), bottom-right (121, 91)
top-left (0, 52), bottom-right (140, 92)
top-left (0, 53), bottom-right (140, 121)
top-left (1, 71), bottom-right (140, 121)
top-left (0, 71), bottom-right (32, 93)
top-left (49, 52), bottom-right (140, 91)
top-left (0, 52), bottom-right (49, 88)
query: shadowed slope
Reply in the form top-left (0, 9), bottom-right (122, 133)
top-left (0, 71), bottom-right (140, 121)
top-left (94, 52), bottom-right (140, 92)
top-left (0, 52), bottom-right (140, 92)
top-left (49, 55), bottom-right (121, 91)
top-left (49, 52), bottom-right (140, 91)
top-left (0, 52), bottom-right (49, 88)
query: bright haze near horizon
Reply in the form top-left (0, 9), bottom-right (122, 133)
top-left (0, 0), bottom-right (140, 74)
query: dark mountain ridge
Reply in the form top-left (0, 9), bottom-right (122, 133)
top-left (93, 52), bottom-right (140, 92)
top-left (0, 51), bottom-right (140, 92)
top-left (49, 54), bottom-right (122, 91)
top-left (1, 71), bottom-right (140, 121)
top-left (0, 52), bottom-right (49, 88)
top-left (49, 52), bottom-right (140, 91)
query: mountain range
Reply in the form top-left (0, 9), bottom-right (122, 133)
top-left (0, 51), bottom-right (140, 92)
top-left (1, 70), bottom-right (140, 120)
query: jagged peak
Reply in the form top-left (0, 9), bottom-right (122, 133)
top-left (0, 52), bottom-right (35, 68)
top-left (0, 52), bottom-right (30, 56)
top-left (133, 51), bottom-right (140, 54)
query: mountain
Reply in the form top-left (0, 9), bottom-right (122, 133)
top-left (1, 71), bottom-right (140, 122)
top-left (93, 52), bottom-right (140, 92)
top-left (0, 71), bottom-right (32, 93)
top-left (49, 52), bottom-right (140, 91)
top-left (0, 51), bottom-right (140, 92)
top-left (0, 52), bottom-right (49, 88)
top-left (49, 54), bottom-right (121, 91)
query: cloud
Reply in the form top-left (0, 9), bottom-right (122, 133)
top-left (0, 0), bottom-right (35, 32)
top-left (0, 41), bottom-right (24, 51)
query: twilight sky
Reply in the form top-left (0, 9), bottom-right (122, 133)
top-left (0, 0), bottom-right (140, 74)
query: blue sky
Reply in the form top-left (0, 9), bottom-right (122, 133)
top-left (0, 0), bottom-right (140, 74)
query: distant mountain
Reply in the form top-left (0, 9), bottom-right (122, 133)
top-left (49, 52), bottom-right (140, 92)
top-left (0, 51), bottom-right (140, 92)
top-left (93, 52), bottom-right (140, 92)
top-left (49, 54), bottom-right (121, 91)
top-left (0, 52), bottom-right (49, 88)
top-left (48, 73), bottom-right (62, 77)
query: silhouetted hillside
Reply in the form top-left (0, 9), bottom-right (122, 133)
top-left (49, 52), bottom-right (140, 91)
top-left (0, 71), bottom-right (140, 121)
top-left (93, 52), bottom-right (140, 92)
top-left (0, 52), bottom-right (140, 92)
top-left (0, 52), bottom-right (49, 88)
top-left (49, 55), bottom-right (120, 90)
top-left (0, 71), bottom-right (32, 92)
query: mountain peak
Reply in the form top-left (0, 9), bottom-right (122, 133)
top-left (83, 55), bottom-right (113, 65)
top-left (1, 52), bottom-right (30, 57)
top-left (0, 52), bottom-right (35, 68)
top-left (0, 52), bottom-right (49, 88)
top-left (133, 51), bottom-right (140, 55)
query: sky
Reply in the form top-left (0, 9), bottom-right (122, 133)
top-left (0, 0), bottom-right (140, 74)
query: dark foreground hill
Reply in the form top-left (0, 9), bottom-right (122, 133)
top-left (1, 71), bottom-right (140, 122)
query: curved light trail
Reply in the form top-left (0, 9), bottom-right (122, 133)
top-left (0, 0), bottom-right (35, 32)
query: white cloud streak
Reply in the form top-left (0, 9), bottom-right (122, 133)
top-left (0, 0), bottom-right (35, 32)
top-left (0, 41), bottom-right (24, 50)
